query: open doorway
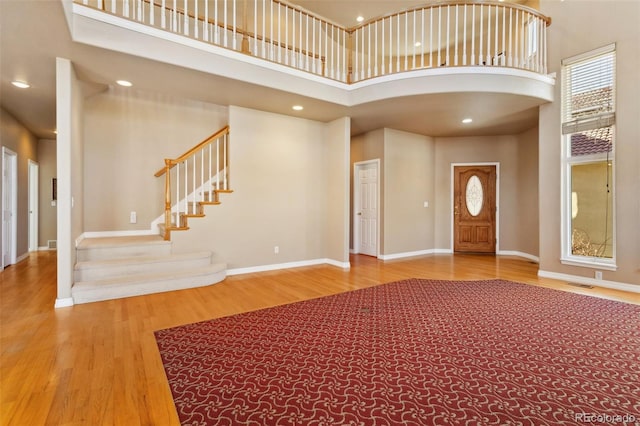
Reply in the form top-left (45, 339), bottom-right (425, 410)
top-left (28, 160), bottom-right (39, 252)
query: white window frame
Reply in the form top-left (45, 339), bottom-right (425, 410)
top-left (560, 44), bottom-right (617, 271)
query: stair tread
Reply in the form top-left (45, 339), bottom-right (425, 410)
top-left (73, 263), bottom-right (227, 289)
top-left (75, 251), bottom-right (213, 270)
top-left (77, 235), bottom-right (167, 250)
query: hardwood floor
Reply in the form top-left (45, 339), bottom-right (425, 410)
top-left (1, 251), bottom-right (638, 425)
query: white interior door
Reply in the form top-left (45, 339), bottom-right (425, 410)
top-left (354, 161), bottom-right (379, 257)
top-left (29, 160), bottom-right (39, 252)
top-left (2, 148), bottom-right (17, 268)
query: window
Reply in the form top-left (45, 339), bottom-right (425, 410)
top-left (561, 44), bottom-right (616, 269)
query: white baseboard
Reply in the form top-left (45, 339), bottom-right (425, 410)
top-left (538, 270), bottom-right (640, 294)
top-left (16, 252), bottom-right (30, 263)
top-left (497, 250), bottom-right (540, 263)
top-left (227, 258), bottom-right (350, 276)
top-left (54, 297), bottom-right (74, 308)
top-left (38, 246), bottom-right (55, 251)
top-left (378, 248), bottom-right (455, 261)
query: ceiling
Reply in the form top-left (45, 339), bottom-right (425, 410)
top-left (0, 0), bottom-right (542, 141)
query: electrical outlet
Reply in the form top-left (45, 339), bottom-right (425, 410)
top-left (595, 271), bottom-right (603, 280)
top-left (274, 246), bottom-right (279, 254)
top-left (130, 211), bottom-right (137, 224)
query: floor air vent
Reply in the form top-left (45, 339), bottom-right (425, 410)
top-left (47, 240), bottom-right (57, 250)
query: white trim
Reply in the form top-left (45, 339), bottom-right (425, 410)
top-left (16, 252), bottom-right (30, 263)
top-left (2, 147), bottom-right (18, 268)
top-left (379, 249), bottom-right (438, 260)
top-left (497, 250), bottom-right (539, 263)
top-left (561, 43), bottom-right (616, 66)
top-left (353, 159), bottom-right (380, 257)
top-left (227, 258), bottom-right (350, 276)
top-left (450, 162), bottom-right (500, 253)
top-left (54, 297), bottom-right (74, 308)
top-left (560, 257), bottom-right (617, 271)
top-left (538, 269), bottom-right (639, 294)
top-left (28, 160), bottom-right (39, 253)
top-left (38, 246), bottom-right (55, 251)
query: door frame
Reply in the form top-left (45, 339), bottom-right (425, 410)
top-left (450, 162), bottom-right (500, 253)
top-left (353, 159), bottom-right (380, 257)
top-left (2, 147), bottom-right (18, 268)
top-left (28, 160), bottom-right (39, 252)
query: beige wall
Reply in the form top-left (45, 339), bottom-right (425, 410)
top-left (434, 132), bottom-right (539, 256)
top-left (383, 128), bottom-right (435, 255)
top-left (170, 106), bottom-right (351, 269)
top-left (539, 0), bottom-right (639, 286)
top-left (38, 139), bottom-right (57, 248)
top-left (83, 88), bottom-right (229, 231)
top-left (0, 108), bottom-right (38, 261)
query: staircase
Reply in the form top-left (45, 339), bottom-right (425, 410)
top-left (71, 126), bottom-right (233, 304)
top-left (72, 235), bottom-right (226, 304)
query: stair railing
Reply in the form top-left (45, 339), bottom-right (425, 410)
top-left (77, 0), bottom-right (551, 83)
top-left (154, 125), bottom-right (230, 240)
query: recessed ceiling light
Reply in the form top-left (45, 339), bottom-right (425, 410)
top-left (356, 16), bottom-right (364, 22)
top-left (462, 118), bottom-right (473, 124)
top-left (11, 81), bottom-right (30, 89)
top-left (292, 105), bottom-right (304, 111)
top-left (116, 80), bottom-right (133, 87)
top-left (415, 42), bottom-right (422, 47)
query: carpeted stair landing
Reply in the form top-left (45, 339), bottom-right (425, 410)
top-left (72, 235), bottom-right (226, 304)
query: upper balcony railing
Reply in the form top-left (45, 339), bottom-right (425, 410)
top-left (76, 0), bottom-right (551, 83)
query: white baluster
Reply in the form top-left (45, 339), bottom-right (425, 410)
top-left (214, 0), bottom-right (219, 44)
top-left (278, 3), bottom-right (282, 63)
top-left (437, 6), bottom-right (441, 67)
top-left (183, 0), bottom-right (188, 36)
top-left (479, 4), bottom-right (483, 65)
top-left (208, 144), bottom-right (212, 203)
top-left (501, 6), bottom-right (506, 66)
top-left (194, 0), bottom-right (198, 39)
top-left (216, 139), bottom-right (220, 190)
top-left (111, 0), bottom-right (116, 14)
top-left (172, 0), bottom-right (177, 33)
top-left (184, 160), bottom-right (188, 216)
top-left (380, 19), bottom-right (385, 75)
top-left (269, 0), bottom-right (273, 60)
top-left (421, 8), bottom-right (425, 69)
top-left (412, 11), bottom-right (416, 70)
top-left (305, 14), bottom-right (309, 71)
top-left (223, 0), bottom-right (228, 47)
top-left (285, 6), bottom-right (289, 65)
top-left (254, 0), bottom-right (258, 55)
top-left (471, 5), bottom-right (476, 65)
top-left (514, 9), bottom-right (519, 68)
top-left (223, 134), bottom-right (228, 190)
top-left (454, 5), bottom-right (458, 66)
top-left (508, 7), bottom-right (513, 67)
top-left (494, 5), bottom-right (499, 65)
top-left (149, 0), bottom-right (154, 25)
top-left (375, 21), bottom-right (379, 76)
top-left (299, 11), bottom-right (303, 69)
top-left (463, 4), bottom-right (467, 65)
top-left (232, 0), bottom-right (236, 50)
top-left (429, 8), bottom-right (433, 68)
top-left (200, 149), bottom-right (204, 202)
top-left (203, 0), bottom-right (208, 41)
top-left (312, 17), bottom-right (316, 73)
top-left (445, 5), bottom-right (450, 66)
top-left (161, 0), bottom-right (166, 29)
top-left (486, 5), bottom-right (491, 65)
top-left (192, 156), bottom-right (196, 214)
top-left (404, 12), bottom-right (408, 71)
top-left (138, 0), bottom-right (142, 22)
top-left (396, 14), bottom-right (400, 72)
top-left (367, 23), bottom-right (371, 78)
top-left (124, 0), bottom-right (129, 18)
top-left (176, 163), bottom-right (180, 223)
top-left (354, 29), bottom-right (359, 81)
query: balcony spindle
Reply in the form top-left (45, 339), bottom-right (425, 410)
top-left (462, 5), bottom-right (467, 65)
top-left (404, 12), bottom-right (408, 71)
top-left (445, 5), bottom-right (450, 66)
top-left (429, 8), bottom-right (433, 67)
top-left (437, 6), bottom-right (441, 67)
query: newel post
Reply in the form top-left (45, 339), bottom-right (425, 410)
top-left (163, 159), bottom-right (172, 240)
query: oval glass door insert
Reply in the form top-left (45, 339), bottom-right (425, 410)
top-left (465, 175), bottom-right (484, 216)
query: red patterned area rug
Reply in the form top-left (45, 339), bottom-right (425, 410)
top-left (154, 279), bottom-right (640, 425)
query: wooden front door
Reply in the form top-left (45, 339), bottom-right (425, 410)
top-left (453, 165), bottom-right (496, 253)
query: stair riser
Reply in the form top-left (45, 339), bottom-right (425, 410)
top-left (75, 256), bottom-right (212, 282)
top-left (77, 244), bottom-right (172, 262)
top-left (72, 269), bottom-right (227, 304)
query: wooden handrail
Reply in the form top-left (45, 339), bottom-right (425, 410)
top-left (154, 125), bottom-right (230, 177)
top-left (345, 0), bottom-right (552, 32)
